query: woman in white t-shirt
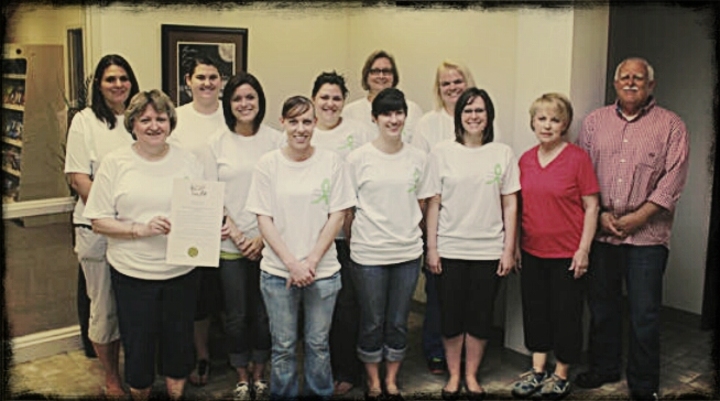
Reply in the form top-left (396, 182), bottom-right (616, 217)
top-left (425, 87), bottom-right (520, 400)
top-left (411, 60), bottom-right (475, 376)
top-left (167, 54), bottom-right (226, 388)
top-left (84, 90), bottom-right (208, 401)
top-left (310, 71), bottom-right (370, 396)
top-left (64, 54), bottom-right (139, 398)
top-left (343, 50), bottom-right (423, 143)
top-left (204, 72), bottom-right (282, 400)
top-left (245, 96), bottom-right (355, 400)
top-left (346, 88), bottom-right (434, 400)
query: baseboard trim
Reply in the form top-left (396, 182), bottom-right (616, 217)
top-left (11, 325), bottom-right (83, 364)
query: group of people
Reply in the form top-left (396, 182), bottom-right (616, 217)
top-left (66, 49), bottom-right (689, 401)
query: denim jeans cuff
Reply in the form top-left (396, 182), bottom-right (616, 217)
top-left (384, 345), bottom-right (406, 362)
top-left (357, 347), bottom-right (383, 363)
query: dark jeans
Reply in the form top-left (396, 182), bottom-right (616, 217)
top-left (219, 257), bottom-right (271, 367)
top-left (329, 240), bottom-right (362, 384)
top-left (422, 268), bottom-right (445, 361)
top-left (586, 241), bottom-right (668, 394)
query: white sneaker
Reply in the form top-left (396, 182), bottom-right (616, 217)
top-left (233, 381), bottom-right (251, 401)
top-left (254, 380), bottom-right (269, 400)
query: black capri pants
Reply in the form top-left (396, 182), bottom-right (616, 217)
top-left (520, 250), bottom-right (584, 364)
top-left (111, 266), bottom-right (199, 389)
top-left (437, 258), bottom-right (500, 339)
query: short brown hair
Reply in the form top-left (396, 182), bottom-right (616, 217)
top-left (124, 90), bottom-right (177, 139)
top-left (361, 50), bottom-right (398, 91)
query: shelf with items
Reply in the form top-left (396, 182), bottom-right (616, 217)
top-left (1, 44), bottom-right (69, 213)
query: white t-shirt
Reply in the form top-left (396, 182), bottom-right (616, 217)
top-left (168, 102), bottom-right (225, 161)
top-left (412, 108), bottom-right (504, 154)
top-left (64, 108), bottom-right (135, 226)
top-left (311, 118), bottom-right (372, 240)
top-left (428, 141), bottom-right (521, 260)
top-left (83, 144), bottom-right (204, 280)
top-left (347, 143), bottom-right (435, 265)
top-left (342, 96), bottom-right (423, 143)
top-left (245, 148), bottom-right (356, 279)
top-left (168, 102), bottom-right (227, 152)
top-left (204, 124), bottom-right (283, 253)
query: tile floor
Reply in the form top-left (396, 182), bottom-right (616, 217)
top-left (6, 304), bottom-right (716, 400)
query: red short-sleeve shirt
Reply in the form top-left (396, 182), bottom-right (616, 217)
top-left (519, 143), bottom-right (599, 258)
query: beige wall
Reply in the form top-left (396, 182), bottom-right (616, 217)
top-left (5, 4), bottom-right (85, 97)
top-left (87, 4), bottom-right (351, 131)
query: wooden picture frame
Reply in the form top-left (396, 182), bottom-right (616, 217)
top-left (161, 24), bottom-right (248, 106)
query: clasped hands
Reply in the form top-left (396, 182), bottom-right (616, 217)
top-left (600, 211), bottom-right (644, 239)
top-left (221, 218), bottom-right (263, 261)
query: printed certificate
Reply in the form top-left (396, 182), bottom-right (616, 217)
top-left (166, 178), bottom-right (225, 267)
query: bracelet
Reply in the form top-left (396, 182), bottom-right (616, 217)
top-left (130, 222), bottom-right (137, 240)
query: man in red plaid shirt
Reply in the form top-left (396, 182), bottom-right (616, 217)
top-left (575, 57), bottom-right (690, 401)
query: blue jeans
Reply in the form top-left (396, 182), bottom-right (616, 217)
top-left (422, 268), bottom-right (445, 361)
top-left (586, 241), bottom-right (668, 394)
top-left (260, 271), bottom-right (341, 400)
top-left (219, 258), bottom-right (271, 368)
top-left (351, 258), bottom-right (421, 363)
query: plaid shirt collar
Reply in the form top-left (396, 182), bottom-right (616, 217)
top-left (614, 96), bottom-right (656, 121)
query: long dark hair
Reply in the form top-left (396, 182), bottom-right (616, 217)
top-left (454, 87), bottom-right (495, 145)
top-left (222, 72), bottom-right (266, 133)
top-left (90, 54), bottom-right (140, 129)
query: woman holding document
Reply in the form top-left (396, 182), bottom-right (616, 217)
top-left (84, 89), bottom-right (207, 401)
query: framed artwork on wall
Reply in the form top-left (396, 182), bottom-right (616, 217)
top-left (161, 24), bottom-right (248, 106)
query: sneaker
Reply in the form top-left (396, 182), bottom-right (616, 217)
top-left (574, 371), bottom-right (620, 389)
top-left (540, 374), bottom-right (570, 400)
top-left (427, 357), bottom-right (447, 375)
top-left (233, 381), bottom-right (251, 401)
top-left (254, 380), bottom-right (269, 400)
top-left (511, 370), bottom-right (548, 398)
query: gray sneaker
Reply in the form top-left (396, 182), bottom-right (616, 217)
top-left (511, 370), bottom-right (548, 398)
top-left (540, 374), bottom-right (570, 400)
top-left (254, 380), bottom-right (269, 400)
top-left (233, 381), bottom-right (251, 401)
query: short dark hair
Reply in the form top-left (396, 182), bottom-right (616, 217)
top-left (124, 90), bottom-right (177, 140)
top-left (182, 54), bottom-right (221, 79)
top-left (222, 72), bottom-right (266, 133)
top-left (371, 88), bottom-right (408, 119)
top-left (90, 54), bottom-right (140, 130)
top-left (281, 96), bottom-right (315, 120)
top-left (361, 50), bottom-right (399, 91)
top-left (454, 87), bottom-right (495, 145)
top-left (311, 71), bottom-right (349, 99)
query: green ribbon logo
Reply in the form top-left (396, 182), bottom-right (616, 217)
top-left (408, 168), bottom-right (421, 193)
top-left (486, 163), bottom-right (502, 185)
top-left (339, 135), bottom-right (355, 150)
top-left (312, 178), bottom-right (331, 205)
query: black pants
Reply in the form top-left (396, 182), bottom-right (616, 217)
top-left (77, 265), bottom-right (96, 357)
top-left (520, 251), bottom-right (584, 364)
top-left (329, 240), bottom-right (362, 384)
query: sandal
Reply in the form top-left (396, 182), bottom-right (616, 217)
top-left (189, 359), bottom-right (210, 386)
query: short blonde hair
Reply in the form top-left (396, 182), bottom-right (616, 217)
top-left (433, 60), bottom-right (476, 110)
top-left (124, 90), bottom-right (177, 139)
top-left (528, 93), bottom-right (573, 135)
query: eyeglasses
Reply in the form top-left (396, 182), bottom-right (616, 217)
top-left (369, 68), bottom-right (394, 76)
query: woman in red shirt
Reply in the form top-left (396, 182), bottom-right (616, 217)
top-left (511, 93), bottom-right (600, 400)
